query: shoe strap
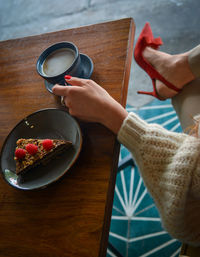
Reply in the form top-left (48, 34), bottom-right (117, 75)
top-left (145, 36), bottom-right (163, 47)
top-left (152, 37), bottom-right (163, 46)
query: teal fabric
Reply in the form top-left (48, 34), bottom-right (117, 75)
top-left (107, 99), bottom-right (182, 257)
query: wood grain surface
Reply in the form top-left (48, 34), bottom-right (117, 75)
top-left (181, 243), bottom-right (200, 257)
top-left (0, 18), bottom-right (135, 257)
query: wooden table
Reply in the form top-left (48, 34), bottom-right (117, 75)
top-left (180, 244), bottom-right (200, 257)
top-left (0, 18), bottom-right (135, 257)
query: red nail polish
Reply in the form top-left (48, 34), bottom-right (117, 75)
top-left (65, 75), bottom-right (72, 80)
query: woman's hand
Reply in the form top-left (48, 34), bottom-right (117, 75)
top-left (52, 76), bottom-right (128, 134)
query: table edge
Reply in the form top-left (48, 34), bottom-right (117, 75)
top-left (99, 17), bottom-right (135, 257)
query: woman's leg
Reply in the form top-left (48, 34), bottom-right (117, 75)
top-left (172, 45), bottom-right (200, 130)
top-left (142, 45), bottom-right (198, 99)
top-left (188, 45), bottom-right (200, 78)
top-left (172, 78), bottom-right (200, 130)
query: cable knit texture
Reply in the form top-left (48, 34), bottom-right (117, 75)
top-left (118, 112), bottom-right (200, 246)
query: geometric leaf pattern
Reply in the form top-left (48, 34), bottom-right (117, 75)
top-left (107, 99), bottom-right (182, 257)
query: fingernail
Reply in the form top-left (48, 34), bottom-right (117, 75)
top-left (65, 75), bottom-right (72, 80)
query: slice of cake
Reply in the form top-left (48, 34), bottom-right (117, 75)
top-left (14, 138), bottom-right (72, 175)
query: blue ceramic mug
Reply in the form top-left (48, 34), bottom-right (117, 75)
top-left (36, 42), bottom-right (82, 85)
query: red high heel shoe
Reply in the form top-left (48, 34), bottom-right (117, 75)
top-left (134, 22), bottom-right (181, 100)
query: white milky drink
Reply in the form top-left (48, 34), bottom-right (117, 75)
top-left (42, 48), bottom-right (75, 76)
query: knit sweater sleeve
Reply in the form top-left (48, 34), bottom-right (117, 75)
top-left (117, 112), bottom-right (200, 245)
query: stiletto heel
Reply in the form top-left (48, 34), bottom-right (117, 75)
top-left (134, 22), bottom-right (181, 100)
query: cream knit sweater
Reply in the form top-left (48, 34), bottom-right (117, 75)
top-left (118, 112), bottom-right (200, 246)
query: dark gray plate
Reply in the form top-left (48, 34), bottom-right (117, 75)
top-left (0, 109), bottom-right (82, 190)
top-left (45, 53), bottom-right (94, 93)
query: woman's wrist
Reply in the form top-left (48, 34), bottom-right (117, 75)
top-left (100, 98), bottom-right (128, 134)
